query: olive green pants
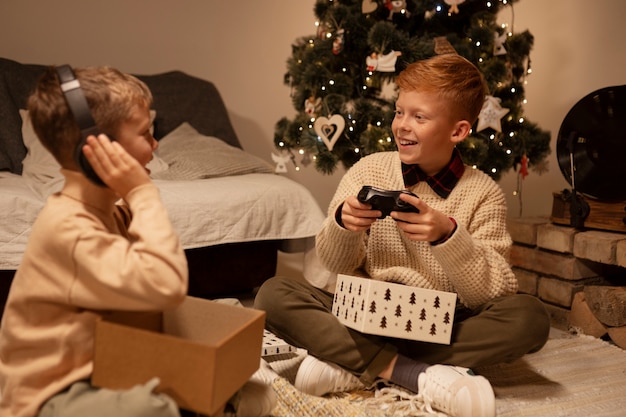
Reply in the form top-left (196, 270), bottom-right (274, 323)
top-left (38, 378), bottom-right (181, 417)
top-left (254, 276), bottom-right (551, 385)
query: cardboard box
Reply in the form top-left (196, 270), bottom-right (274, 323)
top-left (332, 274), bottom-right (457, 344)
top-left (92, 296), bottom-right (265, 416)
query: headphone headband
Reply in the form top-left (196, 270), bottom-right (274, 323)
top-left (55, 65), bottom-right (100, 140)
top-left (55, 64), bottom-right (106, 186)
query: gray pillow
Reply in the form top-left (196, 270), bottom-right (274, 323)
top-left (151, 123), bottom-right (273, 180)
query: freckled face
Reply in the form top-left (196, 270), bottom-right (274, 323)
top-left (392, 90), bottom-right (459, 176)
top-left (114, 105), bottom-right (157, 169)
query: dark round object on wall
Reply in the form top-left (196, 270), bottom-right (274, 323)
top-left (556, 85), bottom-right (626, 201)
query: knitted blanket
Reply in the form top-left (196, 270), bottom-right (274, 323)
top-left (267, 333), bottom-right (626, 417)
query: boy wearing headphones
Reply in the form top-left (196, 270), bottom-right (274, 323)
top-left (0, 66), bottom-right (188, 417)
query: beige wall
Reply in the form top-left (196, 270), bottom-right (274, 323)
top-left (2, 0), bottom-right (624, 218)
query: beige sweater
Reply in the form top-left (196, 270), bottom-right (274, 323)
top-left (316, 151), bottom-right (517, 309)
top-left (0, 170), bottom-right (188, 417)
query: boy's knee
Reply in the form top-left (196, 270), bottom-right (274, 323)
top-left (254, 276), bottom-right (285, 311)
top-left (253, 276), bottom-right (299, 319)
top-left (39, 379), bottom-right (181, 417)
top-left (117, 378), bottom-right (181, 417)
top-left (507, 294), bottom-right (551, 351)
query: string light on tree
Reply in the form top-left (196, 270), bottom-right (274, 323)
top-left (274, 0), bottom-right (550, 181)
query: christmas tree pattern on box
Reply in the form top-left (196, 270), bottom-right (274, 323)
top-left (332, 274), bottom-right (456, 344)
top-left (262, 329), bottom-right (297, 357)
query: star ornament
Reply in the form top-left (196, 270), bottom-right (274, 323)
top-left (444, 0), bottom-right (466, 14)
top-left (476, 95), bottom-right (509, 132)
top-left (494, 32), bottom-right (507, 56)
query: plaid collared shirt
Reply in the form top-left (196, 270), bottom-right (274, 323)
top-left (401, 148), bottom-right (465, 199)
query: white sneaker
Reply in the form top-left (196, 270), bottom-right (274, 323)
top-left (228, 359), bottom-right (278, 417)
top-left (294, 355), bottom-right (365, 397)
top-left (418, 365), bottom-right (495, 417)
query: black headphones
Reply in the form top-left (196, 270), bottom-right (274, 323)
top-left (56, 65), bottom-right (113, 186)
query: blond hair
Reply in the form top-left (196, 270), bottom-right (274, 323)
top-left (395, 54), bottom-right (486, 124)
top-left (27, 66), bottom-right (152, 169)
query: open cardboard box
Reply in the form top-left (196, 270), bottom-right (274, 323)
top-left (92, 296), bottom-right (265, 416)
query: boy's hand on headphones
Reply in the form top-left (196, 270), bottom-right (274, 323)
top-left (83, 134), bottom-right (151, 198)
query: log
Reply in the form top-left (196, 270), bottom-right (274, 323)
top-left (584, 286), bottom-right (626, 327)
top-left (569, 292), bottom-right (608, 338)
top-left (607, 326), bottom-right (626, 350)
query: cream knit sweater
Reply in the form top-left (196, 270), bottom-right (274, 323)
top-left (316, 151), bottom-right (517, 309)
top-left (0, 170), bottom-right (188, 417)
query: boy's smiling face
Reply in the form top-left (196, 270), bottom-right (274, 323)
top-left (392, 89), bottom-right (466, 176)
top-left (114, 104), bottom-right (157, 171)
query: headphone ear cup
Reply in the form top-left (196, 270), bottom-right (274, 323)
top-left (74, 134), bottom-right (116, 187)
top-left (74, 135), bottom-right (103, 186)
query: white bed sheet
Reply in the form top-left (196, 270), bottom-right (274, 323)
top-left (154, 173), bottom-right (325, 249)
top-left (0, 172), bottom-right (325, 269)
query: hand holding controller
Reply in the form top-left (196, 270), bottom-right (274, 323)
top-left (357, 185), bottom-right (420, 218)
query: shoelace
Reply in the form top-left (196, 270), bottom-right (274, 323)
top-left (419, 384), bottom-right (452, 415)
top-left (358, 384), bottom-right (447, 417)
top-left (420, 373), bottom-right (457, 415)
top-left (331, 372), bottom-right (365, 392)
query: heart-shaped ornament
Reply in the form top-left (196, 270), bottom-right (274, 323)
top-left (314, 114), bottom-right (345, 151)
top-left (362, 0), bottom-right (378, 14)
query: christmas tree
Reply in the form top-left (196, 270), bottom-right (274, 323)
top-left (274, 0), bottom-right (551, 181)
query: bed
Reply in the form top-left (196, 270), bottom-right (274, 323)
top-left (0, 57), bottom-right (325, 315)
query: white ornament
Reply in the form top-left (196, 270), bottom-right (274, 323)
top-left (386, 1), bottom-right (409, 20)
top-left (366, 50), bottom-right (402, 72)
top-left (304, 96), bottom-right (321, 116)
top-left (271, 152), bottom-right (292, 173)
top-left (314, 114), bottom-right (345, 151)
top-left (444, 0), bottom-right (466, 14)
top-left (494, 32), bottom-right (507, 56)
top-left (477, 95), bottom-right (509, 132)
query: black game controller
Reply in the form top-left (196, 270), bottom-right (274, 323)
top-left (357, 186), bottom-right (419, 218)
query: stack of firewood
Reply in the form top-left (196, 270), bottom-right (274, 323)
top-left (570, 286), bottom-right (626, 348)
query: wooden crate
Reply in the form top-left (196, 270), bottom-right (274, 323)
top-left (551, 191), bottom-right (626, 233)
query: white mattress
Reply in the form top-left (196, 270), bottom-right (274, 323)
top-left (0, 172), bottom-right (325, 270)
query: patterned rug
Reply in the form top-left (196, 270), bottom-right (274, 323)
top-left (268, 333), bottom-right (626, 417)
